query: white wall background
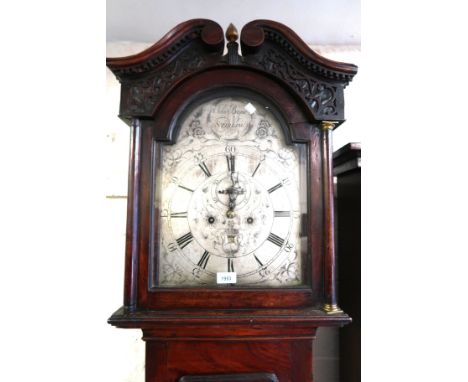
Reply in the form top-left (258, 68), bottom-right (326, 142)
top-left (107, 0), bottom-right (360, 45)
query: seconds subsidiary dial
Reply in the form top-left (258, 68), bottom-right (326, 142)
top-left (156, 96), bottom-right (307, 287)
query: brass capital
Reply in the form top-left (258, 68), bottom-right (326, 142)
top-left (322, 303), bottom-right (344, 314)
top-left (320, 121), bottom-right (337, 131)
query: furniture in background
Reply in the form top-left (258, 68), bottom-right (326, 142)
top-left (334, 142), bottom-right (361, 382)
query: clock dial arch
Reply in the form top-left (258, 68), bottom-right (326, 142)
top-left (154, 83), bottom-right (311, 144)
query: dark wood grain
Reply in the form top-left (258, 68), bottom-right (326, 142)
top-left (136, 123), bottom-right (153, 308)
top-left (123, 118), bottom-right (142, 310)
top-left (322, 127), bottom-right (338, 308)
top-left (108, 306), bottom-right (351, 329)
top-left (141, 288), bottom-right (314, 310)
top-left (146, 340), bottom-right (310, 382)
top-left (309, 126), bottom-right (324, 302)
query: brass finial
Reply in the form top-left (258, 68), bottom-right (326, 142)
top-left (226, 23), bottom-right (239, 43)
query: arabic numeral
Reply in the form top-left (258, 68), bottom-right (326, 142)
top-left (225, 145), bottom-right (236, 154)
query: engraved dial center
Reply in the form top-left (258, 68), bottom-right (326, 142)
top-left (187, 168), bottom-right (274, 258)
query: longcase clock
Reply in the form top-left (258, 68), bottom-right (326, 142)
top-left (107, 19), bottom-right (357, 382)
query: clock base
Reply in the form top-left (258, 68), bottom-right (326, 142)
top-left (109, 306), bottom-right (351, 382)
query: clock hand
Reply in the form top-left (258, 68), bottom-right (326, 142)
top-left (220, 171), bottom-right (245, 218)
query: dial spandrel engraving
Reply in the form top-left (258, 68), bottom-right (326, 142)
top-left (156, 97), bottom-right (306, 287)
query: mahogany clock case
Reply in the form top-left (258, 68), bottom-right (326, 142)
top-left (106, 18), bottom-right (357, 382)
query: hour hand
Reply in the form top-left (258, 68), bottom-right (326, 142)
top-left (218, 187), bottom-right (238, 218)
top-left (218, 174), bottom-right (245, 200)
top-left (218, 181), bottom-right (245, 218)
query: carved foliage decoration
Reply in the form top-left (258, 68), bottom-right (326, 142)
top-left (257, 48), bottom-right (339, 117)
top-left (124, 50), bottom-right (205, 115)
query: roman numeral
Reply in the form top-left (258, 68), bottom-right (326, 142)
top-left (226, 155), bottom-right (235, 172)
top-left (227, 258), bottom-right (235, 272)
top-left (253, 254), bottom-right (264, 267)
top-left (178, 184), bottom-right (194, 193)
top-left (267, 232), bottom-right (285, 247)
top-left (170, 211), bottom-right (188, 218)
top-left (251, 161), bottom-right (262, 177)
top-left (173, 177), bottom-right (194, 193)
top-left (268, 182), bottom-right (283, 194)
top-left (274, 211), bottom-right (291, 217)
top-left (197, 250), bottom-right (210, 269)
top-left (198, 161), bottom-right (211, 177)
top-left (176, 232), bottom-right (193, 249)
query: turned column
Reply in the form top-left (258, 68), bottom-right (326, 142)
top-left (124, 118), bottom-right (142, 310)
top-left (321, 121), bottom-right (342, 314)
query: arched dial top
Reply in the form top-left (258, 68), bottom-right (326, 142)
top-left (156, 96), bottom-right (308, 287)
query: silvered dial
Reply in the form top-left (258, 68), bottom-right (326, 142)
top-left (156, 96), bottom-right (306, 287)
